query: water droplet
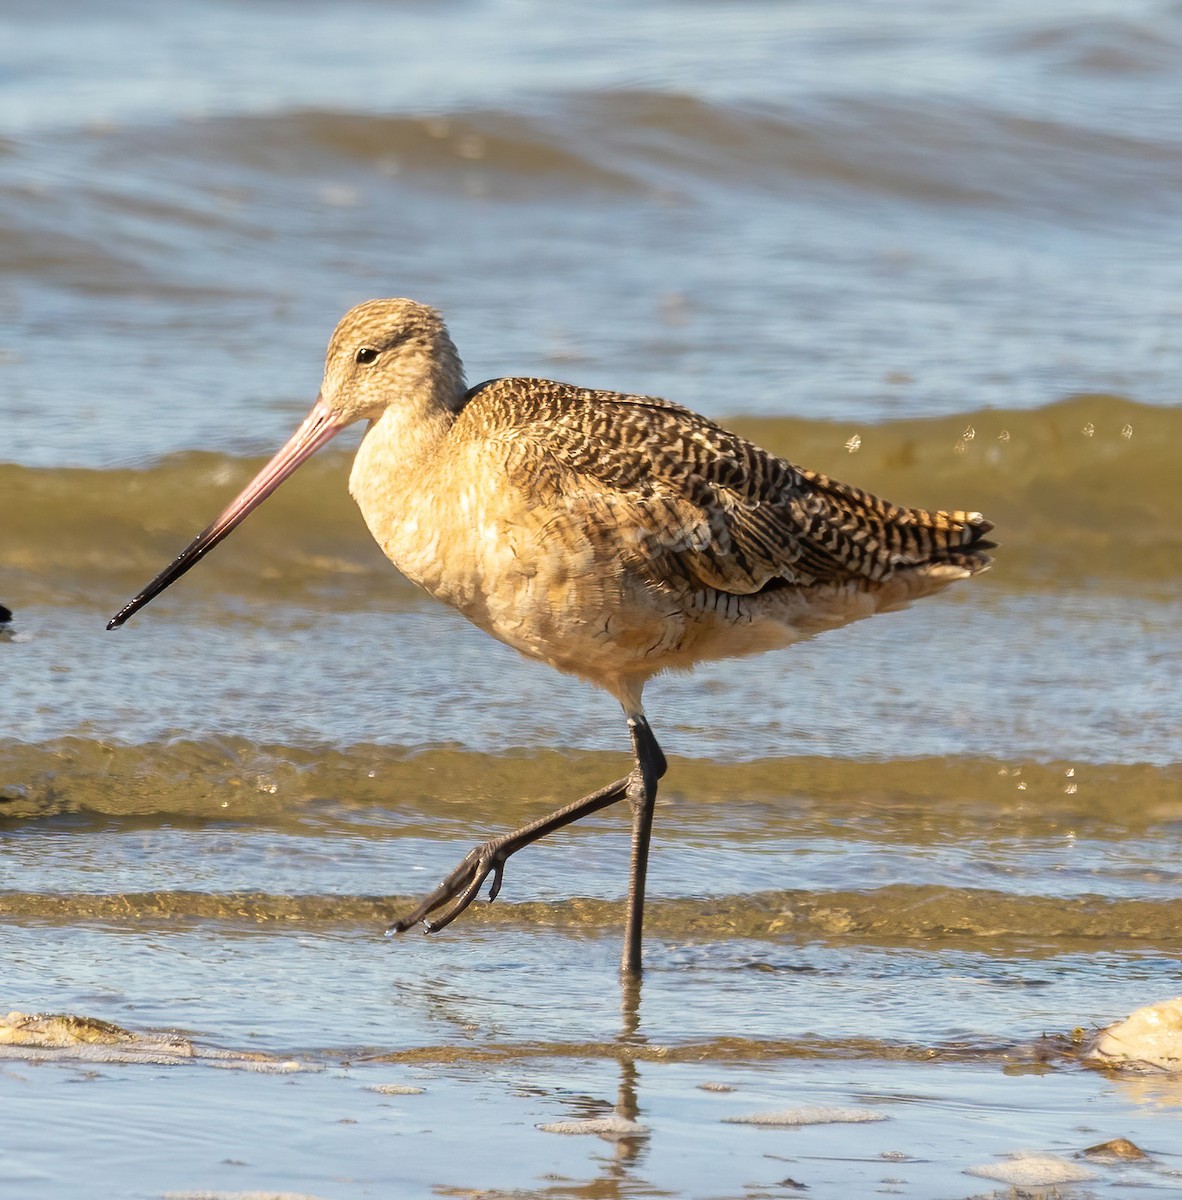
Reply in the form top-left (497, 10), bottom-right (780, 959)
top-left (845, 434), bottom-right (861, 453)
top-left (998, 429), bottom-right (1010, 442)
top-left (1121, 424), bottom-right (1133, 439)
top-left (1082, 422), bottom-right (1095, 438)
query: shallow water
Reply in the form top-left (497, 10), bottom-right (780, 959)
top-left (3, 0), bottom-right (1182, 1197)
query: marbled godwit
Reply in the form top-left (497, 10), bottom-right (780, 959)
top-left (109, 298), bottom-right (994, 975)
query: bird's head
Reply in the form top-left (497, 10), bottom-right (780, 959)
top-left (319, 298), bottom-right (466, 426)
top-left (107, 298), bottom-right (464, 630)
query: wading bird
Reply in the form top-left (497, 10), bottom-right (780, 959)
top-left (109, 298), bottom-right (993, 975)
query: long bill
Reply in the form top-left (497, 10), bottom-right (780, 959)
top-left (107, 396), bottom-right (348, 630)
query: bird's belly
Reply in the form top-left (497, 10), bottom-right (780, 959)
top-left (454, 541), bottom-right (669, 679)
top-left (381, 518), bottom-right (677, 683)
top-left (424, 547), bottom-right (832, 689)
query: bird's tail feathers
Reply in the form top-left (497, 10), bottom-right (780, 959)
top-left (797, 468), bottom-right (996, 580)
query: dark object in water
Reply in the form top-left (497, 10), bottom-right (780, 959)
top-left (1082, 1138), bottom-right (1148, 1162)
top-left (0, 605), bottom-right (11, 624)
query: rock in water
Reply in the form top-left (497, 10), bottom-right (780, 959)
top-left (1088, 997), bottom-right (1182, 1071)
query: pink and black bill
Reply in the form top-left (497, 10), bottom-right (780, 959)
top-left (107, 397), bottom-right (347, 630)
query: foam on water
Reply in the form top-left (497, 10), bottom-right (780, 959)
top-left (723, 1105), bottom-right (887, 1125)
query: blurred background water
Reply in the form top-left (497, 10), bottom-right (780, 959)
top-left (2, 1), bottom-right (1181, 1197)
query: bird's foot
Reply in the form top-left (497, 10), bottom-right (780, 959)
top-left (386, 840), bottom-right (509, 936)
top-left (385, 768), bottom-right (639, 941)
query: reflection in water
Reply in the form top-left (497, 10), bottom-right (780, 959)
top-left (1109, 1074), bottom-right (1182, 1112)
top-left (533, 976), bottom-right (651, 1199)
top-left (611, 974), bottom-right (648, 1175)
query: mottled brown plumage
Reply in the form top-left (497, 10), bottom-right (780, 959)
top-left (109, 298), bottom-right (994, 976)
top-left (460, 376), bottom-right (991, 592)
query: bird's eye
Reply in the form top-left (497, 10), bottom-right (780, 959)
top-left (355, 347), bottom-right (379, 365)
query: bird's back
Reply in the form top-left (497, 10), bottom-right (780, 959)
top-left (456, 377), bottom-right (994, 592)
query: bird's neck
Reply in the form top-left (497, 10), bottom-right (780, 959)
top-left (347, 371), bottom-right (466, 548)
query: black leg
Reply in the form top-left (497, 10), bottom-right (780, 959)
top-left (387, 770), bottom-right (633, 935)
top-left (620, 716), bottom-right (667, 977)
top-left (388, 715), bottom-right (667, 975)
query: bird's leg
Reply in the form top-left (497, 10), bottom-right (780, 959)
top-left (386, 770), bottom-right (634, 936)
top-left (388, 715), bottom-right (666, 962)
top-left (620, 715), bottom-right (667, 977)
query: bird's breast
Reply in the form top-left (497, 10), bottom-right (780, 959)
top-left (349, 438), bottom-right (682, 679)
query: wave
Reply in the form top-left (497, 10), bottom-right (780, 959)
top-left (1, 738), bottom-right (1175, 825)
top-left (3, 884), bottom-right (1180, 950)
top-left (2, 395), bottom-right (1177, 609)
top-left (6, 87), bottom-right (1180, 230)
